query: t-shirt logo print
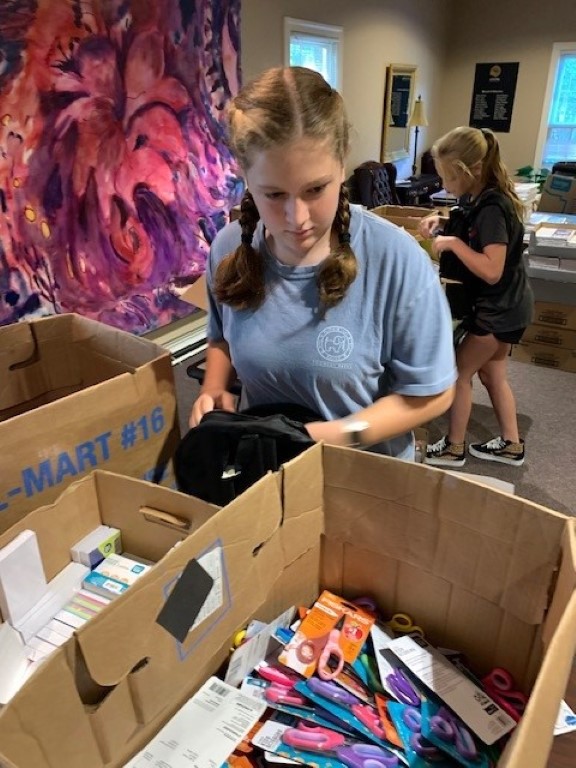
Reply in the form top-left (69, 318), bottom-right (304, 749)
top-left (317, 326), bottom-right (354, 363)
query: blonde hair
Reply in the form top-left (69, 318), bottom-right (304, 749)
top-left (213, 66), bottom-right (355, 312)
top-left (432, 127), bottom-right (523, 221)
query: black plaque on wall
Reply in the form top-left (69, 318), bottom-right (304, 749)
top-left (469, 62), bottom-right (519, 133)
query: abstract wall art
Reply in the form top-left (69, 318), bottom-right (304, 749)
top-left (0, 0), bottom-right (242, 332)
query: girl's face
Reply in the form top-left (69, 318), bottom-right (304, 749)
top-left (436, 159), bottom-right (482, 200)
top-left (245, 136), bottom-right (345, 266)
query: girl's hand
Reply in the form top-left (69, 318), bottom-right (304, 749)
top-left (418, 214), bottom-right (443, 238)
top-left (189, 390), bottom-right (237, 428)
top-left (432, 234), bottom-right (460, 257)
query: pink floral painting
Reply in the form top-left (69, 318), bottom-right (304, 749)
top-left (0, 0), bottom-right (242, 332)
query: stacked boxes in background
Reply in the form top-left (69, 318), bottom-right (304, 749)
top-left (0, 313), bottom-right (180, 533)
top-left (512, 300), bottom-right (576, 373)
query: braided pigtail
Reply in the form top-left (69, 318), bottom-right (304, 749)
top-left (213, 190), bottom-right (266, 309)
top-left (316, 183), bottom-right (357, 312)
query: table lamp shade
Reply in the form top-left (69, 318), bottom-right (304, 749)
top-left (409, 95), bottom-right (428, 128)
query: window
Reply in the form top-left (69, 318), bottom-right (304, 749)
top-left (537, 44), bottom-right (576, 169)
top-left (284, 18), bottom-right (343, 91)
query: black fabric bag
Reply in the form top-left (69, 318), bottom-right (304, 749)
top-left (174, 404), bottom-right (319, 506)
top-left (440, 191), bottom-right (509, 320)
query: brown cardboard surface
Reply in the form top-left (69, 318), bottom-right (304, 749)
top-left (522, 323), bottom-right (576, 349)
top-left (538, 173), bottom-right (576, 214)
top-left (178, 274), bottom-right (209, 311)
top-left (0, 446), bottom-right (574, 768)
top-left (0, 314), bottom-right (179, 532)
top-left (511, 340), bottom-right (576, 373)
top-left (533, 300), bottom-right (576, 332)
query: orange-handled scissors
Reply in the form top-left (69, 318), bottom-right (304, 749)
top-left (386, 613), bottom-right (425, 638)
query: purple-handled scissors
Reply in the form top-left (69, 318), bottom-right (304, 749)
top-left (386, 667), bottom-right (421, 707)
top-left (308, 676), bottom-right (361, 707)
top-left (282, 723), bottom-right (399, 768)
top-left (402, 706), bottom-right (444, 761)
top-left (429, 705), bottom-right (478, 761)
top-left (482, 667), bottom-right (527, 723)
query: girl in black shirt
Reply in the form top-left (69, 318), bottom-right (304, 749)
top-left (419, 126), bottom-right (533, 467)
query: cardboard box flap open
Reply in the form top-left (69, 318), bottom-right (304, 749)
top-left (75, 471), bottom-right (290, 687)
top-left (0, 318), bottom-right (82, 413)
top-left (0, 314), bottom-right (172, 417)
top-left (316, 448), bottom-right (567, 628)
top-left (501, 520), bottom-right (576, 768)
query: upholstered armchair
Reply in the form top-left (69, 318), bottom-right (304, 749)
top-left (347, 161), bottom-right (400, 208)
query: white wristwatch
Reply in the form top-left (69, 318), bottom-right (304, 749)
top-left (341, 419), bottom-right (370, 448)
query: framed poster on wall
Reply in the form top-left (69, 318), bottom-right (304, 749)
top-left (469, 62), bottom-right (519, 133)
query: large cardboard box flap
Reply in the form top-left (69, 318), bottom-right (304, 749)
top-left (0, 314), bottom-right (179, 532)
top-left (538, 172), bottom-right (576, 214)
top-left (0, 447), bottom-right (574, 768)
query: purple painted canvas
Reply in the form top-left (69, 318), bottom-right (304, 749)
top-left (0, 0), bottom-right (242, 332)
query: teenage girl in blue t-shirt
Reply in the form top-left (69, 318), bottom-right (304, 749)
top-left (189, 66), bottom-right (456, 459)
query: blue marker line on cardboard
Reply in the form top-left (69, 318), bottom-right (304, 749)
top-left (0, 502), bottom-right (7, 512)
top-left (160, 539), bottom-right (231, 662)
top-left (7, 487), bottom-right (22, 497)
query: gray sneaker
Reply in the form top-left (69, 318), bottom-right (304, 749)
top-left (469, 436), bottom-right (525, 466)
top-left (425, 436), bottom-right (466, 467)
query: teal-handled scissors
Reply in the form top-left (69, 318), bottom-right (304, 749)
top-left (386, 612), bottom-right (425, 638)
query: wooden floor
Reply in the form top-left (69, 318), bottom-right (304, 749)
top-left (548, 663), bottom-right (576, 766)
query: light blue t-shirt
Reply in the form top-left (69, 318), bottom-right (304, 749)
top-left (206, 204), bottom-right (456, 460)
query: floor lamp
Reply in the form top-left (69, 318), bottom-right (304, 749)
top-left (409, 95), bottom-right (428, 178)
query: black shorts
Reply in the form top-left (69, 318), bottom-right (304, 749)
top-left (464, 319), bottom-right (526, 344)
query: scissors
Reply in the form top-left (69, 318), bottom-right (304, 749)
top-left (400, 706), bottom-right (445, 761)
top-left (257, 663), bottom-right (300, 689)
top-left (282, 723), bottom-right (399, 768)
top-left (386, 613), bottom-right (425, 638)
top-left (317, 615), bottom-right (346, 680)
top-left (386, 667), bottom-right (421, 707)
top-left (307, 677), bottom-right (386, 741)
top-left (428, 704), bottom-right (478, 761)
top-left (481, 667), bottom-right (528, 722)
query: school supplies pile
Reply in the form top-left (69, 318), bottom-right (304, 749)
top-left (0, 524), bottom-right (146, 704)
top-left (129, 588), bottom-right (576, 768)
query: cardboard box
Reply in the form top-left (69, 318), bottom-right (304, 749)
top-left (372, 204), bottom-right (435, 234)
top-left (178, 274), bottom-right (209, 312)
top-left (538, 173), bottom-right (576, 214)
top-left (522, 324), bottom-right (576, 350)
top-left (511, 340), bottom-right (576, 373)
top-left (0, 314), bottom-right (179, 533)
top-left (529, 222), bottom-right (576, 258)
top-left (0, 448), bottom-right (575, 768)
top-left (533, 300), bottom-right (576, 332)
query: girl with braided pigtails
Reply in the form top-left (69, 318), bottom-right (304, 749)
top-left (190, 66), bottom-right (456, 460)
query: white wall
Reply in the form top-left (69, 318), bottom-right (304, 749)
top-left (442, 0), bottom-right (576, 174)
top-left (241, 0), bottom-right (576, 179)
top-left (241, 0), bottom-right (450, 177)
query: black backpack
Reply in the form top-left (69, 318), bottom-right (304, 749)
top-left (174, 404), bottom-right (319, 505)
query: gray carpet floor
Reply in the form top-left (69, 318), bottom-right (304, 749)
top-left (174, 357), bottom-right (575, 517)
